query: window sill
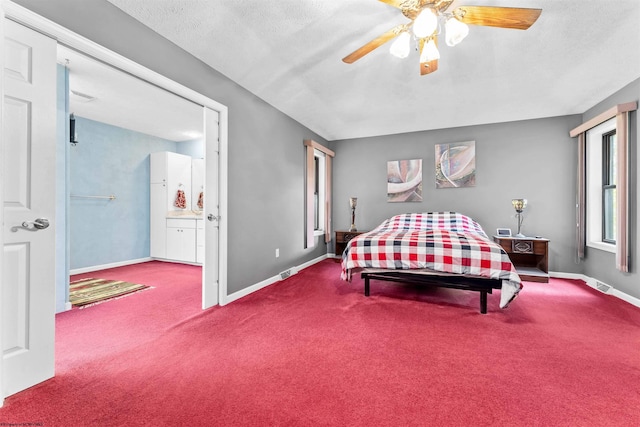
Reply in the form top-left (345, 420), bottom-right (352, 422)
top-left (313, 230), bottom-right (325, 237)
top-left (587, 241), bottom-right (616, 254)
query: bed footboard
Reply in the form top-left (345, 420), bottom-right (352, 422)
top-left (361, 271), bottom-right (502, 314)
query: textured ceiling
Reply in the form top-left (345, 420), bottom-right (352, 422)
top-left (105, 0), bottom-right (640, 141)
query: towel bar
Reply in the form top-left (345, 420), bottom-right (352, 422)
top-left (70, 194), bottom-right (116, 200)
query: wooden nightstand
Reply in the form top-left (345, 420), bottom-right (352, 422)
top-left (493, 236), bottom-right (550, 283)
top-left (335, 230), bottom-right (367, 257)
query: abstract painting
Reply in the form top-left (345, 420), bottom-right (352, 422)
top-left (435, 141), bottom-right (476, 188)
top-left (387, 159), bottom-right (423, 202)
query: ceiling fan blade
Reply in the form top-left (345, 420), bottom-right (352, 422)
top-left (454, 6), bottom-right (542, 30)
top-left (420, 58), bottom-right (438, 75)
top-left (342, 24), bottom-right (406, 64)
top-left (419, 37), bottom-right (438, 76)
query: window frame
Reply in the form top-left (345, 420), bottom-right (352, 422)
top-left (313, 149), bottom-right (326, 236)
top-left (304, 140), bottom-right (334, 249)
top-left (585, 118), bottom-right (617, 253)
top-left (601, 130), bottom-right (616, 244)
top-left (571, 101), bottom-right (635, 271)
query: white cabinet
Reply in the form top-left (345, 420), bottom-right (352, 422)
top-left (150, 151), bottom-right (191, 260)
top-left (150, 183), bottom-right (167, 258)
top-left (150, 152), bottom-right (203, 264)
top-left (166, 218), bottom-right (196, 263)
top-left (150, 151), bottom-right (193, 211)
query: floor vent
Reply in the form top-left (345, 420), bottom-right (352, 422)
top-left (279, 269), bottom-right (292, 280)
top-left (596, 281), bottom-right (612, 294)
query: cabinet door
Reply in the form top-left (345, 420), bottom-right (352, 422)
top-left (166, 152), bottom-right (193, 212)
top-left (166, 227), bottom-right (196, 263)
top-left (150, 184), bottom-right (167, 258)
top-left (166, 228), bottom-right (184, 261)
top-left (182, 228), bottom-right (197, 263)
top-left (150, 151), bottom-right (167, 184)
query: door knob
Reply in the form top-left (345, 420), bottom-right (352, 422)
top-left (207, 214), bottom-right (220, 222)
top-left (11, 218), bottom-right (50, 232)
top-left (32, 218), bottom-right (50, 229)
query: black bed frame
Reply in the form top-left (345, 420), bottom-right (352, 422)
top-left (360, 270), bottom-right (502, 314)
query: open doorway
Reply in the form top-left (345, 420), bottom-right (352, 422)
top-left (0, 8), bottom-right (227, 398)
top-left (57, 45), bottom-right (206, 311)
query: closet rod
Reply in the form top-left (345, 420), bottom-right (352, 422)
top-left (71, 194), bottom-right (116, 200)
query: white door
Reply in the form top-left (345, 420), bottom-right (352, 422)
top-left (2, 19), bottom-right (57, 398)
top-left (202, 108), bottom-right (219, 309)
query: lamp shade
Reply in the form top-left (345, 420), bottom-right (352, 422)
top-left (389, 31), bottom-right (411, 58)
top-left (420, 39), bottom-right (440, 62)
top-left (413, 8), bottom-right (438, 38)
top-left (512, 198), bottom-right (527, 212)
top-left (445, 17), bottom-right (469, 47)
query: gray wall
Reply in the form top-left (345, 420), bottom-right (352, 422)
top-left (16, 0), bottom-right (329, 296)
top-left (332, 116), bottom-right (583, 274)
top-left (580, 79), bottom-right (639, 298)
top-left (14, 0), bottom-right (639, 300)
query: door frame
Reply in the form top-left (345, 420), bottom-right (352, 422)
top-left (1, 1), bottom-right (229, 305)
top-left (0, 3), bottom-right (230, 402)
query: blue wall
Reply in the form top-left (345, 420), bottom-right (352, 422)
top-left (176, 138), bottom-right (204, 158)
top-left (69, 117), bottom-right (177, 269)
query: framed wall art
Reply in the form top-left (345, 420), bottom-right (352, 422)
top-left (435, 141), bottom-right (476, 188)
top-left (387, 159), bottom-right (422, 202)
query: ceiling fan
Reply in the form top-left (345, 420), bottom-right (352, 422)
top-left (342, 0), bottom-right (542, 75)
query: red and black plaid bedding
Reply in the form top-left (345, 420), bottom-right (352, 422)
top-left (341, 212), bottom-right (522, 308)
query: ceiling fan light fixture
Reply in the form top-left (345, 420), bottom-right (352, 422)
top-left (389, 31), bottom-right (411, 59)
top-left (342, 3), bottom-right (543, 76)
top-left (445, 17), bottom-right (469, 47)
top-left (420, 39), bottom-right (440, 62)
top-left (413, 8), bottom-right (438, 38)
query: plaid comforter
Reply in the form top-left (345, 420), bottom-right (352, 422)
top-left (341, 212), bottom-right (522, 308)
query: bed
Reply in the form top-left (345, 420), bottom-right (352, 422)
top-left (340, 212), bottom-right (522, 313)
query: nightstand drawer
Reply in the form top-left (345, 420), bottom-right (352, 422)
top-left (512, 240), bottom-right (534, 254)
top-left (339, 232), bottom-right (360, 242)
top-left (335, 230), bottom-right (368, 257)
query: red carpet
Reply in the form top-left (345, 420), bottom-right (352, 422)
top-left (1, 259), bottom-right (639, 426)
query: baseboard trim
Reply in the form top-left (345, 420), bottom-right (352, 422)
top-left (224, 264), bottom-right (640, 309)
top-left (225, 254), bottom-right (329, 305)
top-left (68, 259), bottom-right (639, 310)
top-left (70, 257), bottom-right (153, 275)
top-left (549, 271), bottom-right (640, 309)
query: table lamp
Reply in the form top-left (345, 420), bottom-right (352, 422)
top-left (511, 198), bottom-right (527, 237)
top-left (349, 197), bottom-right (358, 232)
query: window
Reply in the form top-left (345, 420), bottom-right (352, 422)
top-left (313, 149), bottom-right (326, 233)
top-left (586, 118), bottom-right (616, 253)
top-left (571, 101), bottom-right (634, 272)
top-left (304, 140), bottom-right (334, 249)
top-left (602, 130), bottom-right (616, 244)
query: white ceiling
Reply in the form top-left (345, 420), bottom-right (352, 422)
top-left (58, 45), bottom-right (203, 142)
top-left (99, 0), bottom-right (638, 141)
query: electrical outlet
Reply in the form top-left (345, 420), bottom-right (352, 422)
top-left (275, 248), bottom-right (279, 258)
